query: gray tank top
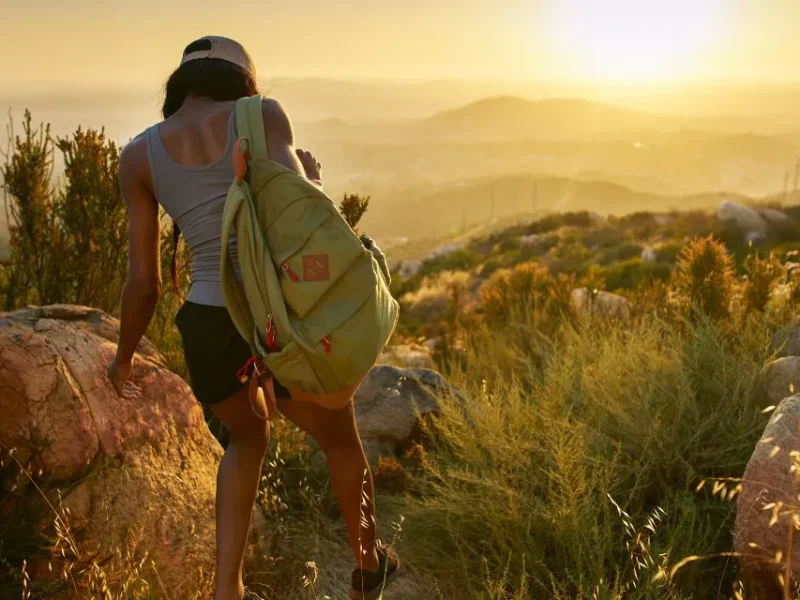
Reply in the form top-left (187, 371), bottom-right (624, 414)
top-left (144, 111), bottom-right (240, 307)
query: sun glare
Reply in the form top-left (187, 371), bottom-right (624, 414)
top-left (546, 0), bottom-right (727, 82)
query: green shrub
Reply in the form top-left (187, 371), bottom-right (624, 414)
top-left (597, 241), bottom-right (644, 265)
top-left (599, 258), bottom-right (673, 291)
top-left (420, 248), bottom-right (483, 277)
top-left (655, 239), bottom-right (686, 263)
top-left (742, 251), bottom-right (783, 314)
top-left (547, 238), bottom-right (593, 274)
top-left (478, 261), bottom-right (553, 324)
top-left (1, 112), bottom-right (61, 308)
top-left (528, 211), bottom-right (596, 235)
top-left (2, 112), bottom-right (127, 312)
top-left (671, 235), bottom-right (737, 321)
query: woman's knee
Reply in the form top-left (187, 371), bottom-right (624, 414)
top-left (210, 388), bottom-right (271, 450)
top-left (227, 417), bottom-right (270, 450)
top-left (316, 420), bottom-right (364, 459)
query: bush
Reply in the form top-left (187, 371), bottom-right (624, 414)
top-left (478, 261), bottom-right (553, 324)
top-left (599, 258), bottom-right (673, 291)
top-left (420, 248), bottom-right (483, 277)
top-left (597, 241), bottom-right (644, 265)
top-left (2, 112), bottom-right (127, 312)
top-left (743, 251), bottom-right (783, 314)
top-left (655, 239), bottom-right (686, 263)
top-left (671, 235), bottom-right (737, 321)
top-left (55, 126), bottom-right (127, 310)
top-left (547, 237), bottom-right (593, 275)
top-left (1, 112), bottom-right (61, 308)
top-left (528, 211), bottom-right (596, 235)
top-left (401, 270), bottom-right (473, 324)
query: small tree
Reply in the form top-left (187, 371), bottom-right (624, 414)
top-left (2, 114), bottom-right (128, 312)
top-left (1, 111), bottom-right (61, 308)
top-left (55, 127), bottom-right (127, 311)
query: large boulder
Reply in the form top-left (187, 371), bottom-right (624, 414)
top-left (759, 207), bottom-right (790, 225)
top-left (718, 201), bottom-right (768, 242)
top-left (763, 357), bottom-right (800, 405)
top-left (354, 365), bottom-right (459, 463)
top-left (771, 323), bottom-right (800, 359)
top-left (735, 395), bottom-right (800, 598)
top-left (570, 288), bottom-right (632, 321)
top-left (0, 305), bottom-right (222, 597)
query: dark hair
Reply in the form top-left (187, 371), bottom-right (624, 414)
top-left (163, 40), bottom-right (259, 297)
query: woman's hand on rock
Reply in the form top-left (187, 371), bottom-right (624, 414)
top-left (107, 357), bottom-right (141, 399)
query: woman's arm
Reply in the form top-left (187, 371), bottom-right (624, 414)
top-left (262, 98), bottom-right (323, 188)
top-left (108, 136), bottom-right (161, 397)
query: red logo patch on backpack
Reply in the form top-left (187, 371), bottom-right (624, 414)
top-left (303, 254), bottom-right (330, 282)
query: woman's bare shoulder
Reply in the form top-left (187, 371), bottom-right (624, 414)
top-left (121, 129), bottom-right (149, 167)
top-left (261, 97), bottom-right (294, 145)
top-left (119, 130), bottom-right (154, 195)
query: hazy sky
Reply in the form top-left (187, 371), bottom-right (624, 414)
top-left (2, 0), bottom-right (800, 89)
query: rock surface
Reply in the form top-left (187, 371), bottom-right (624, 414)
top-left (519, 233), bottom-right (543, 247)
top-left (425, 241), bottom-right (466, 261)
top-left (735, 395), bottom-right (800, 598)
top-left (641, 247), bottom-right (658, 264)
top-left (771, 323), bottom-right (800, 359)
top-left (759, 207), bottom-right (790, 224)
top-left (570, 288), bottom-right (632, 320)
top-left (379, 344), bottom-right (435, 370)
top-left (354, 365), bottom-right (458, 462)
top-left (0, 305), bottom-right (222, 597)
top-left (718, 200), bottom-right (768, 242)
top-left (396, 259), bottom-right (422, 280)
top-left (764, 357), bottom-right (800, 405)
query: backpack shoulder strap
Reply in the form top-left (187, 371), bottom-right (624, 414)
top-left (235, 95), bottom-right (269, 162)
top-left (220, 184), bottom-right (256, 352)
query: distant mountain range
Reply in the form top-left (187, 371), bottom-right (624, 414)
top-left (298, 96), bottom-right (787, 145)
top-left (421, 96), bottom-right (678, 142)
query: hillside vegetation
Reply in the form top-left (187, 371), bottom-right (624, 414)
top-left (2, 111), bottom-right (800, 599)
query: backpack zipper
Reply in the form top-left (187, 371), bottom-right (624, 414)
top-left (265, 314), bottom-right (278, 352)
top-left (280, 262), bottom-right (300, 282)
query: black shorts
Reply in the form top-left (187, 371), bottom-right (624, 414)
top-left (175, 301), bottom-right (290, 405)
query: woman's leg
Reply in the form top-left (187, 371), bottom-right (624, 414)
top-left (209, 387), bottom-right (270, 600)
top-left (276, 397), bottom-right (381, 572)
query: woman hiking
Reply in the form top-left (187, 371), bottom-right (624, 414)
top-left (106, 36), bottom-right (400, 600)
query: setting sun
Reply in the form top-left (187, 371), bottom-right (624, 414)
top-left (545, 0), bottom-right (728, 81)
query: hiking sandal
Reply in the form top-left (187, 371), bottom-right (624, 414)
top-left (349, 544), bottom-right (401, 600)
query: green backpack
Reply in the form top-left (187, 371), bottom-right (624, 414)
top-left (220, 95), bottom-right (399, 410)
